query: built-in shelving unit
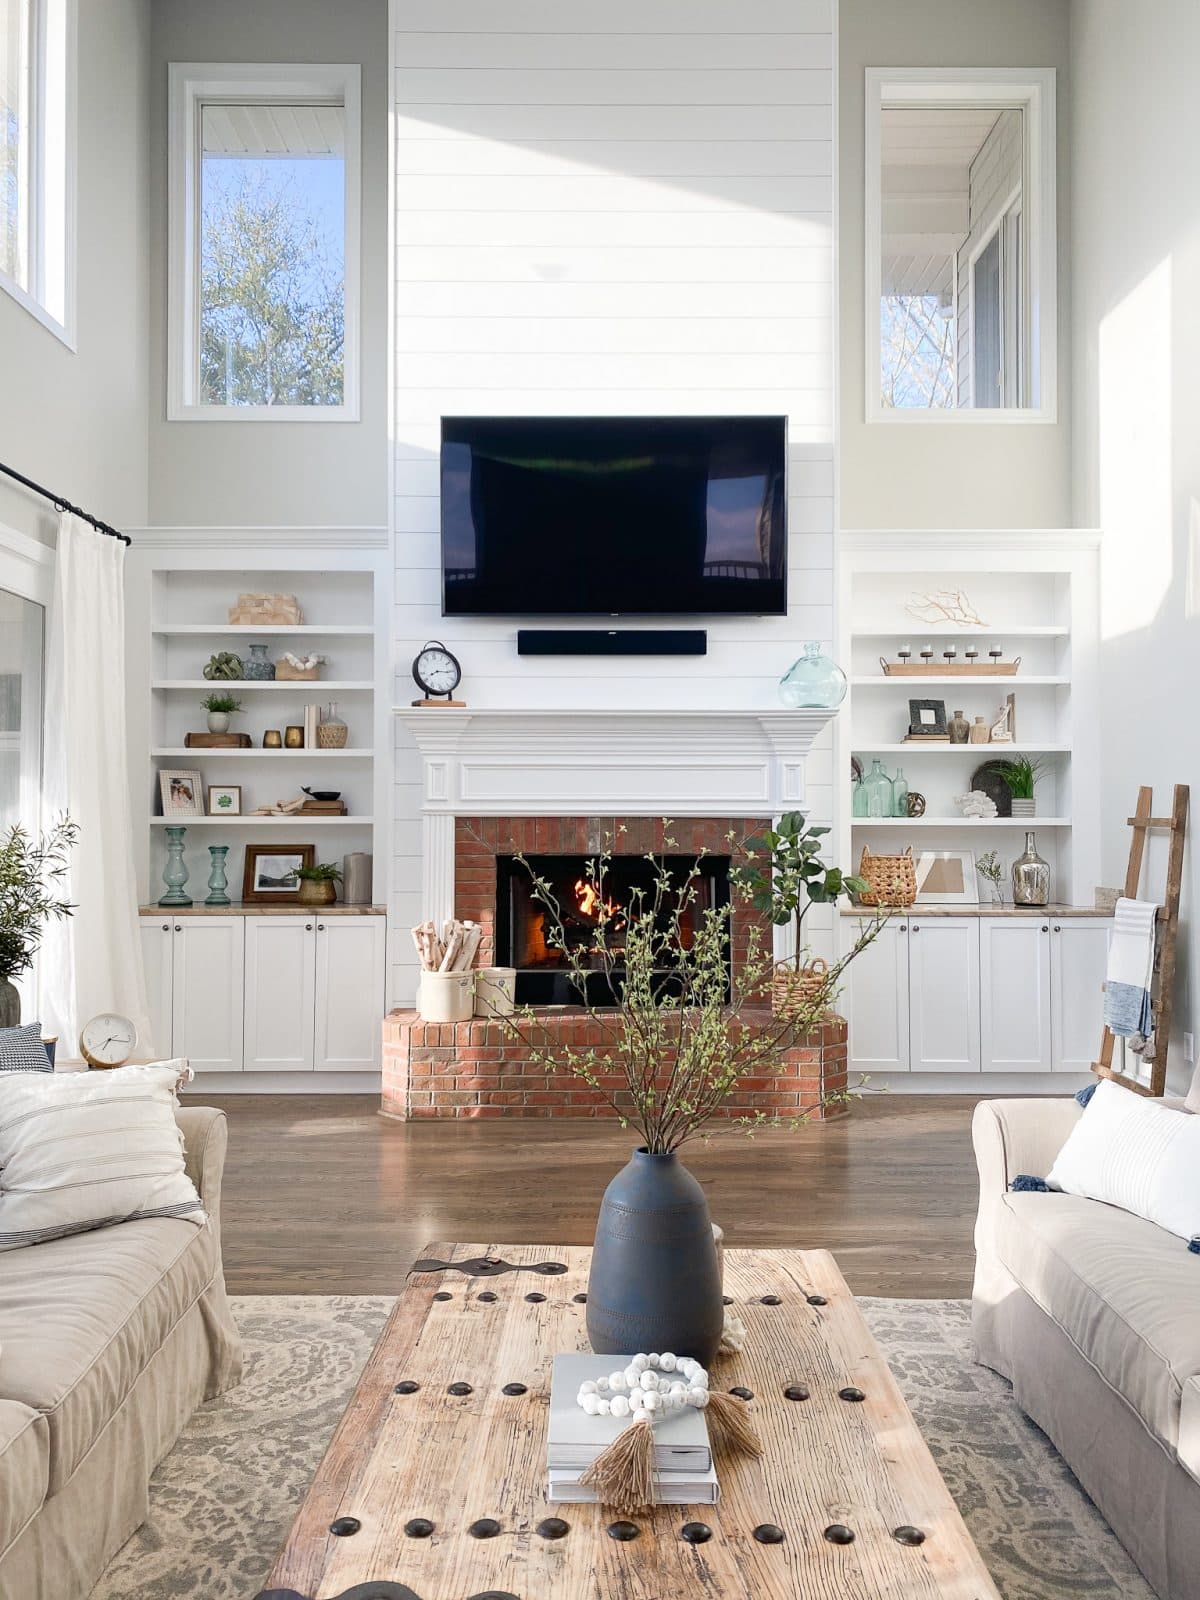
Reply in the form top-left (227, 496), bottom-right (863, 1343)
top-left (836, 533), bottom-right (1102, 930)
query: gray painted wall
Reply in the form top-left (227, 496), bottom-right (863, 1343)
top-left (0, 0), bottom-right (151, 545)
top-left (1071, 0), bottom-right (1200, 1091)
top-left (838, 0), bottom-right (1073, 529)
top-left (145, 0), bottom-right (389, 529)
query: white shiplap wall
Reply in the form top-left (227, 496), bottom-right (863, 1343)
top-left (391, 0), bottom-right (836, 1002)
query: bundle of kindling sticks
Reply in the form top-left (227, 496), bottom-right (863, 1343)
top-left (411, 918), bottom-right (483, 973)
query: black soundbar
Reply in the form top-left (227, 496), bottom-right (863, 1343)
top-left (517, 629), bottom-right (708, 657)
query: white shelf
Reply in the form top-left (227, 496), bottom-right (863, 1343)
top-left (150, 815), bottom-right (373, 827)
top-left (152, 748), bottom-right (373, 759)
top-left (851, 675), bottom-right (1069, 687)
top-left (853, 816), bottom-right (1072, 828)
top-left (854, 743), bottom-right (1069, 754)
top-left (151, 680), bottom-right (373, 691)
top-left (853, 624), bottom-right (1068, 637)
top-left (152, 624), bottom-right (373, 636)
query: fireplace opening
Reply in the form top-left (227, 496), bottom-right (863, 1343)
top-left (495, 853), bottom-right (732, 1005)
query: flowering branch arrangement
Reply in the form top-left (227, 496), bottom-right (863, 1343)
top-left (483, 824), bottom-right (887, 1154)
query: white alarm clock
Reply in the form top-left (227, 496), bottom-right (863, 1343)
top-left (79, 1013), bottom-right (138, 1070)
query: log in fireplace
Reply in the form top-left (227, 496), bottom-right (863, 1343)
top-left (494, 852), bottom-right (731, 1005)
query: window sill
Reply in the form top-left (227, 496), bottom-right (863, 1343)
top-left (166, 402), bottom-right (361, 424)
top-left (865, 405), bottom-right (1058, 426)
top-left (0, 270), bottom-right (76, 352)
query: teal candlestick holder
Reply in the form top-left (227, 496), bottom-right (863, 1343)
top-left (158, 825), bottom-right (192, 907)
top-left (205, 844), bottom-right (231, 906)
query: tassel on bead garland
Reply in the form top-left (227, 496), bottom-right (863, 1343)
top-left (705, 1388), bottom-right (763, 1459)
top-left (579, 1413), bottom-right (656, 1514)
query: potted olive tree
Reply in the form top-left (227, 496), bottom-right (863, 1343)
top-left (0, 816), bottom-right (78, 1026)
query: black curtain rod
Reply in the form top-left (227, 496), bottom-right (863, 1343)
top-left (0, 460), bottom-right (131, 545)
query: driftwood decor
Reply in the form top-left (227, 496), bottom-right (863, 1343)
top-left (904, 589), bottom-right (988, 628)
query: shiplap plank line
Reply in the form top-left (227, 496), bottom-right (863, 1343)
top-left (397, 1), bottom-right (833, 32)
top-left (395, 246), bottom-right (831, 282)
top-left (396, 104), bottom-right (831, 141)
top-left (396, 32), bottom-right (832, 69)
top-left (394, 174), bottom-right (831, 212)
top-left (394, 283), bottom-right (832, 318)
top-left (394, 353), bottom-right (829, 388)
top-left (394, 316), bottom-right (830, 355)
top-left (394, 69), bottom-right (833, 106)
top-left (394, 138), bottom-right (832, 178)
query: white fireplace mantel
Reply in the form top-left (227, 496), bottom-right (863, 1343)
top-left (395, 705), bottom-right (837, 922)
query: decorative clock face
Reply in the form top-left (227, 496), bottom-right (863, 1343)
top-left (413, 640), bottom-right (462, 698)
top-left (79, 1013), bottom-right (138, 1069)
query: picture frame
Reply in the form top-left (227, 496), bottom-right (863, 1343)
top-left (907, 698), bottom-right (948, 738)
top-left (207, 784), bottom-right (242, 817)
top-left (914, 849), bottom-right (978, 905)
top-left (159, 768), bottom-right (204, 818)
top-left (242, 844), bottom-right (316, 905)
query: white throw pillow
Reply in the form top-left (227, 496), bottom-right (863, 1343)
top-left (1047, 1078), bottom-right (1200, 1243)
top-left (0, 1061), bottom-right (205, 1252)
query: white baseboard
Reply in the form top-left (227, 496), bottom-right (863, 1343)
top-left (181, 1072), bottom-right (382, 1095)
top-left (859, 1072), bottom-right (1094, 1096)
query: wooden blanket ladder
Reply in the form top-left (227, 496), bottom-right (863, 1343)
top-left (1093, 783), bottom-right (1188, 1098)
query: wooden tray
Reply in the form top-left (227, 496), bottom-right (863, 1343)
top-left (184, 732), bottom-right (252, 747)
top-left (879, 658), bottom-right (1020, 677)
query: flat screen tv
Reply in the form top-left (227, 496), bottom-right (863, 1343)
top-left (440, 415), bottom-right (787, 616)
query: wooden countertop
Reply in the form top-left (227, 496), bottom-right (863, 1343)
top-left (139, 903), bottom-right (385, 917)
top-left (841, 903), bottom-right (1113, 918)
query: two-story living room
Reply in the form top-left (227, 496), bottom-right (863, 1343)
top-left (1, 2), bottom-right (1197, 1597)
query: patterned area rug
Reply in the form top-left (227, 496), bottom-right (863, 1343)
top-left (92, 1295), bottom-right (1153, 1600)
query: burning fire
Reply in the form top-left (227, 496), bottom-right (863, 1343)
top-left (575, 877), bottom-right (621, 923)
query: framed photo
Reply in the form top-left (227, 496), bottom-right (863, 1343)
top-left (207, 784), bottom-right (242, 817)
top-left (159, 768), bottom-right (204, 817)
top-left (907, 698), bottom-right (948, 737)
top-left (915, 850), bottom-right (977, 905)
top-left (242, 844), bottom-right (315, 905)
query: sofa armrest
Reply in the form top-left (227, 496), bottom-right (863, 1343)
top-left (972, 1098), bottom-right (1082, 1263)
top-left (175, 1105), bottom-right (229, 1232)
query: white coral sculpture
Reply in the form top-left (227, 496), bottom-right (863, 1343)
top-left (905, 589), bottom-right (988, 628)
top-left (955, 790), bottom-right (998, 819)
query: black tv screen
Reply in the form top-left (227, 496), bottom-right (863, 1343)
top-left (440, 416), bottom-right (787, 616)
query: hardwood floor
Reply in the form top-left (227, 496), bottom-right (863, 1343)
top-left (200, 1093), bottom-right (987, 1300)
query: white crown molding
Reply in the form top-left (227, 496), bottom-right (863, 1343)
top-left (128, 525), bottom-right (389, 550)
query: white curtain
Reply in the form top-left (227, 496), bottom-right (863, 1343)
top-left (41, 513), bottom-right (151, 1060)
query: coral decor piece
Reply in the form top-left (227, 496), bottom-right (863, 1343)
top-left (955, 791), bottom-right (999, 819)
top-left (904, 589), bottom-right (989, 628)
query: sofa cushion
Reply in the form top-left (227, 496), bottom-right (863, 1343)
top-left (1180, 1375), bottom-right (1200, 1486)
top-left (0, 1398), bottom-right (49, 1555)
top-left (998, 1191), bottom-right (1200, 1453)
top-left (0, 1216), bottom-right (215, 1493)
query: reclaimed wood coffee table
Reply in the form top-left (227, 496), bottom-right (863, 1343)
top-left (259, 1244), bottom-right (1000, 1600)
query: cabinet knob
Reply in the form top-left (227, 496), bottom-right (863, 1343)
top-left (174, 925), bottom-right (182, 933)
top-left (911, 924), bottom-right (920, 933)
top-left (1041, 925), bottom-right (1049, 933)
top-left (317, 923), bottom-right (325, 932)
top-left (1053, 924), bottom-right (1062, 932)
top-left (161, 923), bottom-right (169, 932)
top-left (305, 924), bottom-right (313, 932)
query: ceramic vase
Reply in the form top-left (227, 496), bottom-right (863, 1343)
top-left (969, 716), bottom-right (990, 744)
top-left (158, 825), bottom-right (192, 907)
top-left (587, 1148), bottom-right (724, 1365)
top-left (1011, 797), bottom-right (1036, 817)
top-left (206, 711), bottom-right (230, 734)
top-left (243, 644), bottom-right (275, 682)
top-left (1012, 832), bottom-right (1050, 906)
top-left (0, 980), bottom-right (20, 1027)
top-left (297, 876), bottom-right (336, 907)
top-left (778, 642), bottom-right (847, 709)
top-left (948, 709), bottom-right (971, 745)
top-left (205, 845), bottom-right (231, 907)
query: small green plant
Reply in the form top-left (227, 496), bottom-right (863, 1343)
top-left (995, 755), bottom-right (1045, 800)
top-left (0, 816), bottom-right (78, 983)
top-left (732, 810), bottom-right (870, 970)
top-left (296, 862), bottom-right (342, 882)
top-left (976, 850), bottom-right (1004, 902)
top-left (200, 692), bottom-right (243, 715)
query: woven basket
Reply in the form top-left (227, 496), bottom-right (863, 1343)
top-left (316, 722), bottom-right (349, 749)
top-left (857, 844), bottom-right (917, 907)
top-left (772, 957), bottom-right (830, 1019)
top-left (274, 661), bottom-right (320, 681)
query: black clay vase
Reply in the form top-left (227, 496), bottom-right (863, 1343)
top-left (586, 1148), bottom-right (724, 1364)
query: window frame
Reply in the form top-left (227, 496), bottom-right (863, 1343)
top-left (864, 67), bottom-right (1057, 425)
top-left (967, 184), bottom-right (1023, 409)
top-left (167, 62), bottom-right (362, 423)
top-left (0, 0), bottom-right (77, 348)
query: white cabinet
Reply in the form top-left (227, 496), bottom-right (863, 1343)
top-left (843, 921), bottom-right (909, 1072)
top-left (1051, 918), bottom-right (1111, 1072)
top-left (244, 917), bottom-right (318, 1072)
top-left (315, 916), bottom-right (386, 1071)
top-left (980, 920), bottom-right (1052, 1072)
top-left (908, 918), bottom-right (980, 1072)
top-left (140, 917), bottom-right (174, 1061)
top-left (142, 916), bottom-right (244, 1071)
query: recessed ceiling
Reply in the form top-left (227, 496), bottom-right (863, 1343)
top-left (881, 107), bottom-right (1003, 169)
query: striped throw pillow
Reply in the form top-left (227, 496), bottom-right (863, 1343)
top-left (0, 1022), bottom-right (51, 1072)
top-left (0, 1061), bottom-right (205, 1252)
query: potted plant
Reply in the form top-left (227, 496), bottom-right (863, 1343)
top-left (489, 828), bottom-right (886, 1363)
top-left (731, 810), bottom-right (870, 1018)
top-left (0, 816), bottom-right (78, 1026)
top-left (295, 861), bottom-right (342, 907)
top-left (995, 755), bottom-right (1046, 817)
top-left (200, 692), bottom-right (243, 735)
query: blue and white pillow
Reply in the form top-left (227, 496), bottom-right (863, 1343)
top-left (0, 1022), bottom-right (51, 1073)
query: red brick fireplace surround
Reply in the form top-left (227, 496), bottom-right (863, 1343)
top-left (381, 814), bottom-right (849, 1122)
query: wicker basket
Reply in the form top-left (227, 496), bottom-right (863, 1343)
top-left (316, 721), bottom-right (349, 749)
top-left (857, 844), bottom-right (917, 907)
top-left (274, 661), bottom-right (320, 681)
top-left (772, 957), bottom-right (831, 1020)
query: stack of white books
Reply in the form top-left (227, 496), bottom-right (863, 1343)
top-left (546, 1354), bottom-right (718, 1505)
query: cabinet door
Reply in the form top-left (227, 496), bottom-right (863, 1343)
top-left (139, 918), bottom-right (174, 1059)
top-left (844, 919), bottom-right (910, 1072)
top-left (244, 917), bottom-right (316, 1072)
top-left (908, 918), bottom-right (980, 1072)
top-left (314, 917), bottom-right (385, 1072)
top-left (171, 918), bottom-right (244, 1073)
top-left (1052, 918), bottom-right (1112, 1072)
top-left (980, 920), bottom-right (1052, 1071)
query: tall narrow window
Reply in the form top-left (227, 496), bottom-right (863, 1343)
top-left (0, 0), bottom-right (73, 342)
top-left (169, 65), bottom-right (361, 420)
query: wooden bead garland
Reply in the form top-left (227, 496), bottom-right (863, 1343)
top-left (576, 1351), bottom-right (710, 1421)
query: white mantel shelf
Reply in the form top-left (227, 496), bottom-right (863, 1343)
top-left (395, 705), bottom-right (836, 923)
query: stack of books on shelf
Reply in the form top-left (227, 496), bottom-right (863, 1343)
top-left (546, 1354), bottom-right (717, 1506)
top-left (303, 704), bottom-right (322, 749)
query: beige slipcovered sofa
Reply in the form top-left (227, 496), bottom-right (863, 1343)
top-left (973, 1097), bottom-right (1200, 1600)
top-left (0, 1106), bottom-right (242, 1600)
